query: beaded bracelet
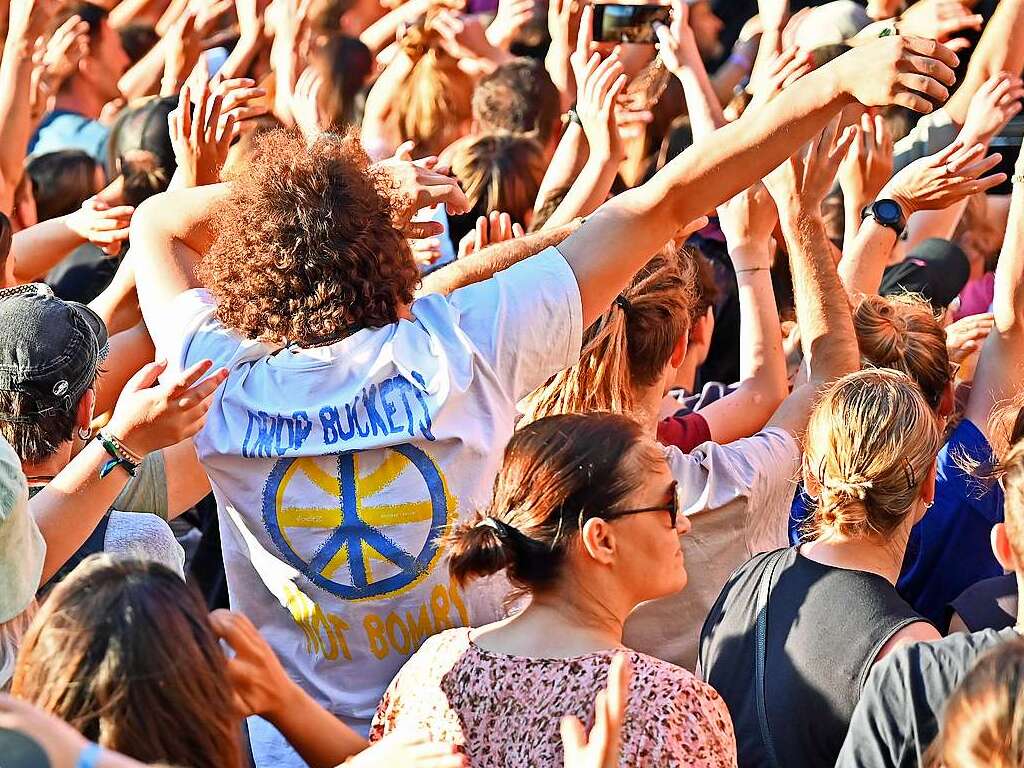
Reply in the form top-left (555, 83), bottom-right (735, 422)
top-left (96, 432), bottom-right (140, 478)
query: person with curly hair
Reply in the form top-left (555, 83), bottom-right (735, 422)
top-left (129, 32), bottom-right (957, 767)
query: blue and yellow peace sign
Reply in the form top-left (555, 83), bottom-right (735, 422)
top-left (262, 444), bottom-right (454, 600)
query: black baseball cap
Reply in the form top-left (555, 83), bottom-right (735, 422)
top-left (879, 238), bottom-right (970, 312)
top-left (0, 284), bottom-right (108, 423)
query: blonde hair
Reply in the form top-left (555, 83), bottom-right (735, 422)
top-left (854, 293), bottom-right (952, 410)
top-left (804, 368), bottom-right (942, 540)
top-left (927, 640), bottom-right (1024, 768)
top-left (395, 18), bottom-right (474, 157)
top-left (522, 247), bottom-right (697, 422)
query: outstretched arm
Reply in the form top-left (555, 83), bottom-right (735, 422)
top-left (557, 31), bottom-right (958, 326)
top-left (963, 150), bottom-right (1024, 444)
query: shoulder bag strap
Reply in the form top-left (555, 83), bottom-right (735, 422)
top-left (755, 549), bottom-right (786, 768)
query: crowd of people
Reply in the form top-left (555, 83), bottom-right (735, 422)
top-left (1, 0), bottom-right (1024, 765)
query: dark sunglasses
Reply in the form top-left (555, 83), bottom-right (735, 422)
top-left (602, 481), bottom-right (680, 529)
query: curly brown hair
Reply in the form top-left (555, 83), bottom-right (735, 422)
top-left (198, 130), bottom-right (418, 347)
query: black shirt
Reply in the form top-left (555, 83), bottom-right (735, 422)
top-left (699, 547), bottom-right (925, 768)
top-left (951, 573), bottom-right (1017, 632)
top-left (835, 627), bottom-right (1017, 768)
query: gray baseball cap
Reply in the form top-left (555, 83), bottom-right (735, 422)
top-left (0, 433), bottom-right (43, 623)
top-left (0, 284), bottom-right (108, 424)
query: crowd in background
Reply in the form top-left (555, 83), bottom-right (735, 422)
top-left (1, 0), bottom-right (1024, 766)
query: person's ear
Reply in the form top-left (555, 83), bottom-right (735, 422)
top-left (75, 388), bottom-right (96, 432)
top-left (580, 517), bottom-right (617, 566)
top-left (669, 335), bottom-right (688, 368)
top-left (938, 381), bottom-right (955, 419)
top-left (914, 461), bottom-right (938, 523)
top-left (992, 523), bottom-right (1020, 573)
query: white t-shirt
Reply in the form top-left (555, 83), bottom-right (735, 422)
top-left (150, 248), bottom-right (583, 763)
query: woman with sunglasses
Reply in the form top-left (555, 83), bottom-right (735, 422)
top-left (370, 412), bottom-right (737, 767)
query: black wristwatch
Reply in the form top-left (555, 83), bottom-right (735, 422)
top-left (861, 199), bottom-right (907, 237)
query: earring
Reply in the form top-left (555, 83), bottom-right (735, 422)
top-left (78, 426), bottom-right (92, 441)
top-left (925, 501), bottom-right (935, 509)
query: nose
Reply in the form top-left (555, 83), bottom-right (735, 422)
top-left (676, 512), bottom-right (692, 536)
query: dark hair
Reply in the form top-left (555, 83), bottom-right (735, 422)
top-left (309, 0), bottom-right (356, 35)
top-left (197, 129), bottom-right (417, 346)
top-left (447, 413), bottom-right (659, 591)
top-left (54, 2), bottom-right (108, 42)
top-left (26, 151), bottom-right (100, 222)
top-left (12, 556), bottom-right (244, 768)
top-left (106, 96), bottom-right (177, 203)
top-left (472, 58), bottom-right (561, 147)
top-left (0, 390), bottom-right (87, 464)
top-left (118, 23), bottom-right (159, 64)
top-left (311, 35), bottom-right (373, 129)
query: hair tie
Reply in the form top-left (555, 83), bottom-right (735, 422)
top-left (613, 295), bottom-right (632, 314)
top-left (476, 516), bottom-right (515, 539)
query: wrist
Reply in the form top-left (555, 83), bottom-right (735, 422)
top-left (878, 188), bottom-right (914, 217)
top-left (264, 678), bottom-right (307, 725)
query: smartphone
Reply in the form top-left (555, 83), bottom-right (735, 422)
top-left (591, 3), bottom-right (671, 44)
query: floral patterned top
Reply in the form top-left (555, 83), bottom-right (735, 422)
top-left (371, 628), bottom-right (737, 767)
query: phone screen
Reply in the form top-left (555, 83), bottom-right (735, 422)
top-left (591, 3), bottom-right (671, 44)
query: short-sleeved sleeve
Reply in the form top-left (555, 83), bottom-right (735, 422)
top-left (835, 650), bottom-right (916, 768)
top-left (104, 511), bottom-right (185, 578)
top-left (447, 247), bottom-right (584, 401)
top-left (662, 683), bottom-right (738, 768)
top-left (150, 289), bottom-right (270, 377)
top-left (658, 413), bottom-right (712, 453)
top-left (667, 428), bottom-right (801, 551)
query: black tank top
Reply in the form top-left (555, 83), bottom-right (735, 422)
top-left (699, 547), bottom-right (926, 768)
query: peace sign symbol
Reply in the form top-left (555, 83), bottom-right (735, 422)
top-left (262, 444), bottom-right (454, 600)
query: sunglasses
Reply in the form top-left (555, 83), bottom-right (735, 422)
top-left (602, 481), bottom-right (680, 529)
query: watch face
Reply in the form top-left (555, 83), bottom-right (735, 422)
top-left (875, 200), bottom-right (903, 224)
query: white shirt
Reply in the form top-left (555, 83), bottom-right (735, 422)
top-left (150, 247), bottom-right (583, 764)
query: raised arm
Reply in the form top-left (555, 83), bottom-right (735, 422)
top-left (0, 0), bottom-right (56, 192)
top-left (541, 46), bottom-right (625, 229)
top-left (557, 31), bottom-right (959, 325)
top-left (963, 149), bottom-right (1024, 444)
top-left (839, 140), bottom-right (1005, 296)
top-left (943, 0), bottom-right (1024, 128)
top-left (763, 119), bottom-right (861, 439)
top-left (697, 182), bottom-right (788, 443)
top-left (420, 221), bottom-right (580, 296)
top-left (31, 359), bottom-right (225, 581)
top-left (9, 199), bottom-right (134, 283)
top-left (656, 0), bottom-right (726, 139)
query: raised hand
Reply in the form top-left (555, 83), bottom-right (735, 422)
top-left (573, 49), bottom-right (626, 162)
top-left (838, 113), bottom-right (894, 211)
top-left (561, 654), bottom-right (632, 768)
top-left (748, 46), bottom-right (814, 111)
top-left (946, 312), bottom-right (995, 364)
top-left (169, 79), bottom-right (237, 187)
top-left (898, 0), bottom-right (983, 50)
top-left (289, 67), bottom-right (325, 144)
top-left (486, 0), bottom-right (536, 49)
top-left (65, 197), bottom-right (135, 256)
top-left (162, 10), bottom-right (204, 96)
top-left (457, 211), bottom-right (525, 258)
top-left (209, 609), bottom-right (296, 719)
top-left (718, 182), bottom-right (778, 251)
top-left (41, 14), bottom-right (89, 92)
top-left (764, 116), bottom-right (857, 216)
top-left (958, 72), bottom-right (1024, 148)
top-left (212, 75), bottom-right (269, 130)
top-left (653, 1), bottom-right (698, 78)
top-left (7, 0), bottom-right (60, 42)
top-left (836, 36), bottom-right (959, 113)
top-left (373, 141), bottom-right (469, 234)
top-left (105, 359), bottom-right (228, 457)
top-left (879, 140), bottom-right (1006, 217)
